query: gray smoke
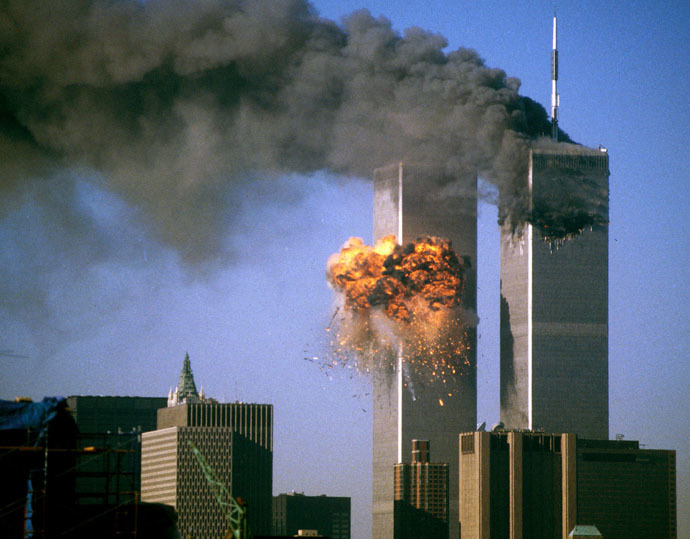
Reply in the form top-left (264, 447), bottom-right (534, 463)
top-left (1, 0), bottom-right (561, 265)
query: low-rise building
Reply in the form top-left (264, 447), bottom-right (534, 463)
top-left (458, 431), bottom-right (676, 539)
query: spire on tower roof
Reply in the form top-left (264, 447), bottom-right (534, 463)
top-left (177, 353), bottom-right (199, 403)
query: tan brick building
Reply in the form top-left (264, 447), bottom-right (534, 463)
top-left (458, 431), bottom-right (676, 539)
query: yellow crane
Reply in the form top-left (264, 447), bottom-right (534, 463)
top-left (188, 442), bottom-right (249, 539)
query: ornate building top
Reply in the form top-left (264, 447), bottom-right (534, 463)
top-left (168, 353), bottom-right (207, 407)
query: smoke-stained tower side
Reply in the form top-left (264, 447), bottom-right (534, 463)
top-left (500, 147), bottom-right (609, 439)
top-left (372, 163), bottom-right (477, 539)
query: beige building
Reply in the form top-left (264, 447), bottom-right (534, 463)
top-left (458, 431), bottom-right (676, 539)
top-left (141, 356), bottom-right (273, 538)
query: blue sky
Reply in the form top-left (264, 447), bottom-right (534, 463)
top-left (1, 1), bottom-right (688, 537)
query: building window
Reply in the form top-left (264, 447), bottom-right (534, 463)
top-left (461, 434), bottom-right (474, 454)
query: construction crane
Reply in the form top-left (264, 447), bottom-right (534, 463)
top-left (188, 442), bottom-right (249, 539)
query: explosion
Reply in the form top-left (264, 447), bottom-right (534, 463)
top-left (326, 236), bottom-right (472, 383)
top-left (327, 235), bottom-right (467, 321)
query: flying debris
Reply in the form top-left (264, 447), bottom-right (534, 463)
top-left (0, 349), bottom-right (29, 359)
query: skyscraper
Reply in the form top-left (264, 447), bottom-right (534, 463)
top-left (141, 356), bottom-right (273, 538)
top-left (372, 162), bottom-right (477, 539)
top-left (66, 395), bottom-right (167, 505)
top-left (500, 146), bottom-right (609, 439)
top-left (394, 440), bottom-right (449, 539)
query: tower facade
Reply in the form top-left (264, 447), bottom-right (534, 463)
top-left (373, 163), bottom-right (477, 539)
top-left (500, 146), bottom-right (609, 439)
top-left (394, 440), bottom-right (449, 539)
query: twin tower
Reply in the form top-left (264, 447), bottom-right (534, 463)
top-left (371, 145), bottom-right (610, 539)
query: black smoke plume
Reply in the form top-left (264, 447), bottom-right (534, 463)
top-left (1, 0), bottom-right (574, 265)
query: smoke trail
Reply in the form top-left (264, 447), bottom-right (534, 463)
top-left (1, 0), bottom-right (566, 265)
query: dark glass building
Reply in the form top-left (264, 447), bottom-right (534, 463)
top-left (66, 395), bottom-right (167, 505)
top-left (67, 395), bottom-right (166, 434)
top-left (272, 492), bottom-right (350, 539)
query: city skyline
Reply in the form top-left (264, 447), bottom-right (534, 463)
top-left (1, 2), bottom-right (688, 538)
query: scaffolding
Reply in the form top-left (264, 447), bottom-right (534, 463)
top-left (0, 431), bottom-right (141, 537)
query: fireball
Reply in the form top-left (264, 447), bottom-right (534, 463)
top-left (326, 235), bottom-right (472, 382)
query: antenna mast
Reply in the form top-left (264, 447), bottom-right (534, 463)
top-left (551, 11), bottom-right (559, 141)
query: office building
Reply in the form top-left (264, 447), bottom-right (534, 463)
top-left (67, 395), bottom-right (166, 434)
top-left (393, 440), bottom-right (449, 539)
top-left (500, 146), bottom-right (609, 438)
top-left (458, 430), bottom-right (676, 539)
top-left (141, 356), bottom-right (273, 538)
top-left (272, 492), bottom-right (350, 539)
top-left (373, 162), bottom-right (477, 539)
top-left (66, 395), bottom-right (167, 504)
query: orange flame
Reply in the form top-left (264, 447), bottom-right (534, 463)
top-left (325, 235), bottom-right (473, 384)
top-left (327, 235), bottom-right (466, 322)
